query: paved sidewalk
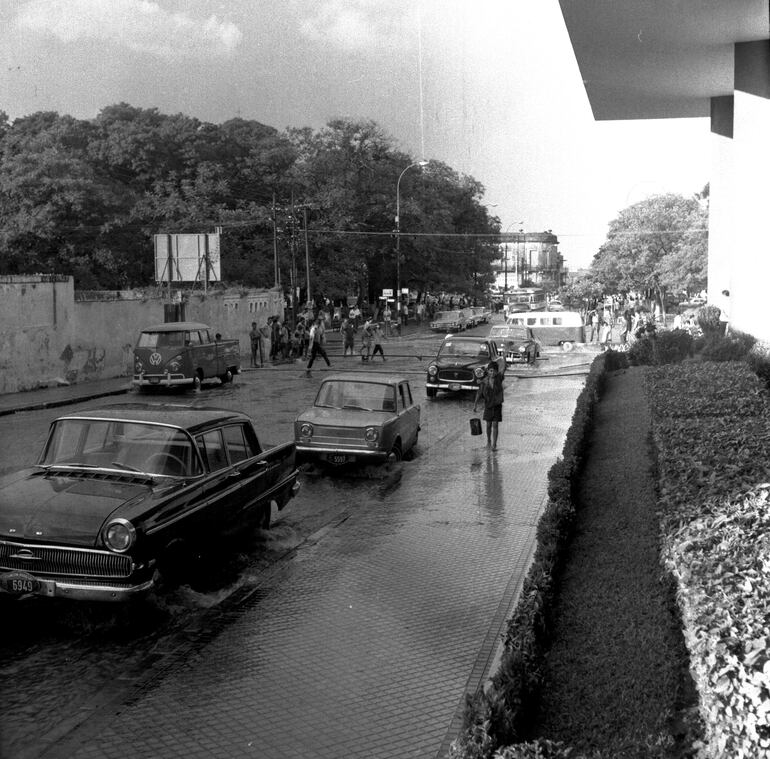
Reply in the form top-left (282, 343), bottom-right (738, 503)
top-left (0, 377), bottom-right (133, 416)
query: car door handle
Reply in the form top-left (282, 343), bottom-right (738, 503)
top-left (227, 470), bottom-right (242, 479)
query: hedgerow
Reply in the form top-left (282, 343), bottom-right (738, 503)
top-left (646, 362), bottom-right (770, 758)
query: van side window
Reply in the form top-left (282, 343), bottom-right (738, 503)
top-left (526, 318), bottom-right (536, 326)
top-left (553, 317), bottom-right (563, 325)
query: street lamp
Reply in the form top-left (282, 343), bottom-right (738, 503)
top-left (395, 160), bottom-right (428, 321)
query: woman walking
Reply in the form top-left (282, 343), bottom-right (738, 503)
top-left (473, 360), bottom-right (507, 450)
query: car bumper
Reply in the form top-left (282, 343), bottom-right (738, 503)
top-left (426, 380), bottom-right (479, 392)
top-left (133, 374), bottom-right (192, 387)
top-left (295, 444), bottom-right (389, 465)
top-left (0, 570), bottom-right (156, 602)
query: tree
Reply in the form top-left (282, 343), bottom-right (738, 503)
top-left (591, 192), bottom-right (707, 299)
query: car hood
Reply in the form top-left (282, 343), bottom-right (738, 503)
top-left (432, 358), bottom-right (483, 370)
top-left (296, 407), bottom-right (391, 426)
top-left (0, 468), bottom-right (151, 546)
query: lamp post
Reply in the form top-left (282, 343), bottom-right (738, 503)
top-left (395, 160), bottom-right (428, 322)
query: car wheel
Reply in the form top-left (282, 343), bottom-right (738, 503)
top-left (561, 341), bottom-right (574, 352)
top-left (192, 373), bottom-right (202, 391)
top-left (403, 433), bottom-right (418, 461)
top-left (221, 368), bottom-right (233, 384)
top-left (388, 441), bottom-right (403, 463)
top-left (427, 387), bottom-right (437, 398)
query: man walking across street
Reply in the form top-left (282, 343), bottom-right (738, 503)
top-left (306, 318), bottom-right (331, 376)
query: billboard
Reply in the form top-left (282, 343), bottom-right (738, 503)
top-left (154, 233), bottom-right (221, 284)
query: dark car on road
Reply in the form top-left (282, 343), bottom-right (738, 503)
top-left (488, 324), bottom-right (541, 365)
top-left (0, 404), bottom-right (300, 602)
top-left (426, 335), bottom-right (504, 398)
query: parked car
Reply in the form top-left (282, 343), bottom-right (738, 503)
top-left (468, 305), bottom-right (492, 326)
top-left (0, 404), bottom-right (300, 602)
top-left (488, 324), bottom-right (541, 364)
top-left (133, 321), bottom-right (240, 390)
top-left (426, 335), bottom-right (504, 398)
top-left (429, 310), bottom-right (468, 333)
top-left (294, 373), bottom-right (420, 465)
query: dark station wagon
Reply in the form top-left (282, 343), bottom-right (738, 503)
top-left (0, 404), bottom-right (300, 602)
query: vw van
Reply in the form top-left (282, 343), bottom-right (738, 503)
top-left (505, 311), bottom-right (585, 351)
top-left (133, 321), bottom-right (240, 390)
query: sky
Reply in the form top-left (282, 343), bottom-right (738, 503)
top-left (0, 0), bottom-right (712, 270)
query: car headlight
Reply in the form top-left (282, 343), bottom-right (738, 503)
top-left (134, 360), bottom-right (144, 372)
top-left (428, 365), bottom-right (438, 377)
top-left (103, 518), bottom-right (136, 553)
top-left (364, 427), bottom-right (379, 443)
top-left (299, 422), bottom-right (314, 438)
top-left (519, 345), bottom-right (527, 353)
top-left (474, 366), bottom-right (486, 379)
top-left (166, 354), bottom-right (183, 371)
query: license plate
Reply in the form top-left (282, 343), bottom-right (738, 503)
top-left (1, 572), bottom-right (40, 595)
top-left (327, 454), bottom-right (350, 465)
top-left (450, 383), bottom-right (461, 391)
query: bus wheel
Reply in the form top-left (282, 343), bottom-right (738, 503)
top-left (561, 341), bottom-right (574, 352)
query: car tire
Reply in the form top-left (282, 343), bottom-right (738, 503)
top-left (221, 368), bottom-right (233, 384)
top-left (427, 387), bottom-right (438, 398)
top-left (192, 373), bottom-right (202, 391)
top-left (388, 441), bottom-right (403, 463)
top-left (561, 341), bottom-right (574, 352)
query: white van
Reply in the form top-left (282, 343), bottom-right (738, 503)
top-left (505, 311), bottom-right (585, 351)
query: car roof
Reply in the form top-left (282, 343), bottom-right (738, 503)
top-left (319, 373), bottom-right (411, 385)
top-left (442, 334), bottom-right (489, 342)
top-left (140, 322), bottom-right (211, 332)
top-left (54, 403), bottom-right (250, 431)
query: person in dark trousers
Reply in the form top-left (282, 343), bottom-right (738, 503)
top-left (472, 360), bottom-right (506, 450)
top-left (370, 323), bottom-right (386, 361)
top-left (305, 318), bottom-right (331, 376)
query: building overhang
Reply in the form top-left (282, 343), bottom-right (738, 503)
top-left (558, 0), bottom-right (770, 121)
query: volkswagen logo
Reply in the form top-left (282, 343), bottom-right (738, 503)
top-left (149, 352), bottom-right (162, 366)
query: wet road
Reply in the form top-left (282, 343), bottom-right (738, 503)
top-left (0, 329), bottom-right (589, 759)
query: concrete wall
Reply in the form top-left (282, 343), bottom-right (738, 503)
top-left (0, 277), bottom-right (284, 394)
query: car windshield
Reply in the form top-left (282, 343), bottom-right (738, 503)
top-left (40, 419), bottom-right (200, 477)
top-left (137, 331), bottom-right (185, 349)
top-left (438, 340), bottom-right (489, 358)
top-left (434, 311), bottom-right (459, 320)
top-left (315, 381), bottom-right (396, 412)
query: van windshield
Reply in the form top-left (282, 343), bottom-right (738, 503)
top-left (137, 331), bottom-right (185, 349)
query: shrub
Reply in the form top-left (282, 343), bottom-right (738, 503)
top-left (697, 331), bottom-right (755, 362)
top-left (653, 328), bottom-right (694, 364)
top-left (746, 340), bottom-right (770, 389)
top-left (696, 305), bottom-right (722, 334)
top-left (628, 336), bottom-right (656, 366)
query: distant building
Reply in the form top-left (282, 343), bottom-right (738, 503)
top-left (492, 231), bottom-right (565, 291)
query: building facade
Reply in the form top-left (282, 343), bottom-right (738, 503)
top-left (492, 231), bottom-right (564, 292)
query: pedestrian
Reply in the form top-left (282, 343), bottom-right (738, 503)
top-left (249, 321), bottom-right (263, 367)
top-left (591, 309), bottom-right (600, 343)
top-left (350, 304), bottom-right (361, 329)
top-left (383, 303), bottom-right (392, 336)
top-left (342, 318), bottom-right (356, 356)
top-left (306, 318), bottom-right (331, 376)
top-left (718, 289), bottom-right (730, 335)
top-left (472, 360), bottom-right (506, 450)
top-left (360, 320), bottom-right (373, 362)
top-left (370, 323), bottom-right (386, 361)
top-left (278, 320), bottom-right (290, 360)
top-left (617, 311), bottom-right (629, 345)
top-left (269, 316), bottom-right (281, 361)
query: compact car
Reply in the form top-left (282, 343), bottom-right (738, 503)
top-left (426, 335), bottom-right (504, 397)
top-left (429, 310), bottom-right (468, 333)
top-left (294, 374), bottom-right (420, 465)
top-left (0, 404), bottom-right (300, 601)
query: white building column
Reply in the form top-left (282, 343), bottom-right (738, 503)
top-left (729, 40), bottom-right (770, 341)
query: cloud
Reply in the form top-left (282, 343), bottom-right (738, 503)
top-left (294, 0), bottom-right (415, 53)
top-left (15, 0), bottom-right (242, 59)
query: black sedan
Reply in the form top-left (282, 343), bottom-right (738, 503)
top-left (488, 324), bottom-right (541, 364)
top-left (0, 404), bottom-right (300, 602)
top-left (426, 335), bottom-right (505, 398)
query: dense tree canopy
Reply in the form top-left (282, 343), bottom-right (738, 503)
top-left (591, 192), bottom-right (708, 297)
top-left (0, 105), bottom-right (498, 298)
